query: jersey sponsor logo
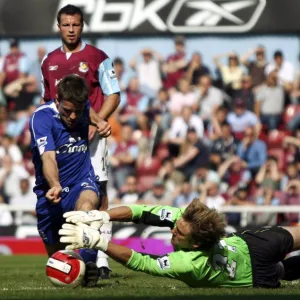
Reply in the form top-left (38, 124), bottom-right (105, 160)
top-left (108, 69), bottom-right (116, 79)
top-left (56, 143), bottom-right (88, 155)
top-left (53, 0), bottom-right (265, 33)
top-left (160, 209), bottom-right (172, 221)
top-left (49, 65), bottom-right (58, 71)
top-left (79, 62), bottom-right (89, 73)
top-left (157, 256), bottom-right (170, 270)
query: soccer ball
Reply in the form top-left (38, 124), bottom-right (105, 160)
top-left (46, 250), bottom-right (86, 288)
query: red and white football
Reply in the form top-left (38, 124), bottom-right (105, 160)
top-left (46, 250), bottom-right (86, 288)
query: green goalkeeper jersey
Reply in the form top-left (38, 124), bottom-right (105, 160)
top-left (125, 205), bottom-right (253, 288)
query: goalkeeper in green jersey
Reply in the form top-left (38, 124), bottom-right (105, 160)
top-left (59, 199), bottom-right (300, 288)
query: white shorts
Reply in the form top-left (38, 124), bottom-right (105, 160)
top-left (89, 135), bottom-right (108, 182)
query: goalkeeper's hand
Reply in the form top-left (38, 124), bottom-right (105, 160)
top-left (63, 210), bottom-right (110, 229)
top-left (59, 223), bottom-right (108, 251)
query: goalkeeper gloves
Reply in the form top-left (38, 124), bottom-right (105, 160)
top-left (63, 210), bottom-right (110, 229)
top-left (59, 223), bottom-right (109, 251)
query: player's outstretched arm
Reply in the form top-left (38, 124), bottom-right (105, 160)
top-left (59, 223), bottom-right (194, 284)
top-left (64, 205), bottom-right (183, 229)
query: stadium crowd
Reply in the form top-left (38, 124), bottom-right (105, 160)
top-left (0, 36), bottom-right (299, 227)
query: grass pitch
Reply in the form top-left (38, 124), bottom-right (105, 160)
top-left (1, 256), bottom-right (300, 300)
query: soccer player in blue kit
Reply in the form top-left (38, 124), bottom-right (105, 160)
top-left (30, 75), bottom-right (109, 285)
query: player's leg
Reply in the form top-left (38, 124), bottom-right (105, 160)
top-left (97, 180), bottom-right (113, 279)
top-left (74, 187), bottom-right (100, 287)
top-left (278, 227), bottom-right (300, 281)
top-left (89, 136), bottom-right (112, 279)
top-left (36, 196), bottom-right (66, 257)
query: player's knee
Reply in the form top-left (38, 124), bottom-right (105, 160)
top-left (75, 190), bottom-right (99, 211)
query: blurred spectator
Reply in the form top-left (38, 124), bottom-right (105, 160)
top-left (129, 48), bottom-right (163, 98)
top-left (110, 123), bottom-right (138, 189)
top-left (280, 162), bottom-right (299, 191)
top-left (233, 75), bottom-right (255, 111)
top-left (141, 178), bottom-right (172, 205)
top-left (241, 45), bottom-right (267, 87)
top-left (283, 134), bottom-right (300, 167)
top-left (0, 154), bottom-right (29, 202)
top-left (265, 50), bottom-right (294, 86)
top-left (255, 156), bottom-right (281, 191)
top-left (186, 52), bottom-right (210, 85)
top-left (0, 194), bottom-right (13, 226)
top-left (162, 35), bottom-right (188, 89)
top-left (255, 71), bottom-right (285, 130)
top-left (255, 187), bottom-right (279, 205)
top-left (226, 186), bottom-right (252, 206)
top-left (200, 181), bottom-right (225, 210)
top-left (213, 51), bottom-right (244, 93)
top-left (291, 53), bottom-right (300, 104)
top-left (225, 186), bottom-right (254, 225)
top-left (113, 57), bottom-right (128, 92)
top-left (0, 39), bottom-right (36, 112)
top-left (10, 178), bottom-right (36, 225)
top-left (173, 181), bottom-right (199, 208)
top-left (0, 134), bottom-right (23, 164)
top-left (279, 180), bottom-right (300, 224)
top-left (173, 127), bottom-right (210, 179)
top-left (169, 77), bottom-right (197, 116)
top-left (207, 105), bottom-right (228, 140)
top-left (119, 77), bottom-right (150, 130)
top-left (218, 156), bottom-right (252, 198)
top-left (0, 105), bottom-right (7, 137)
top-left (190, 165), bottom-right (220, 192)
top-left (227, 98), bottom-right (261, 139)
top-left (152, 87), bottom-right (172, 131)
top-left (114, 175), bottom-right (140, 205)
top-left (158, 158), bottom-right (185, 194)
top-left (237, 126), bottom-right (267, 176)
top-left (210, 121), bottom-right (238, 168)
top-left (193, 75), bottom-right (224, 125)
top-left (167, 106), bottom-right (204, 156)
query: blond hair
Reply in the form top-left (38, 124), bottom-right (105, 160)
top-left (182, 198), bottom-right (226, 250)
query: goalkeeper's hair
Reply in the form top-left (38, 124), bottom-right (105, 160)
top-left (57, 75), bottom-right (89, 106)
top-left (182, 198), bottom-right (226, 251)
top-left (57, 4), bottom-right (84, 25)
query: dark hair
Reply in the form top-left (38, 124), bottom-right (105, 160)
top-left (57, 4), bottom-right (84, 25)
top-left (274, 50), bottom-right (283, 58)
top-left (267, 155), bottom-right (278, 162)
top-left (221, 121), bottom-right (230, 128)
top-left (183, 199), bottom-right (226, 250)
top-left (57, 75), bottom-right (89, 105)
top-left (113, 57), bottom-right (124, 65)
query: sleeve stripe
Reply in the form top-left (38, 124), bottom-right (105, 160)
top-left (31, 113), bottom-right (37, 145)
top-left (100, 60), bottom-right (113, 95)
top-left (40, 54), bottom-right (48, 98)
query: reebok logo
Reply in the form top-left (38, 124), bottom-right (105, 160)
top-left (168, 0), bottom-right (266, 33)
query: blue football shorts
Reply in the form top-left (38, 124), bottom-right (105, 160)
top-left (36, 177), bottom-right (100, 245)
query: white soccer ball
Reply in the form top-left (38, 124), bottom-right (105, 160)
top-left (46, 250), bottom-right (86, 288)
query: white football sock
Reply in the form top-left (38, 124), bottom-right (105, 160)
top-left (96, 221), bottom-right (112, 269)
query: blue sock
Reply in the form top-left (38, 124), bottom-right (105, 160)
top-left (79, 249), bottom-right (98, 264)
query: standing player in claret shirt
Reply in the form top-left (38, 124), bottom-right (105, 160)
top-left (40, 4), bottom-right (120, 280)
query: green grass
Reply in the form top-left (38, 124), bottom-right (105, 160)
top-left (1, 256), bottom-right (300, 300)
